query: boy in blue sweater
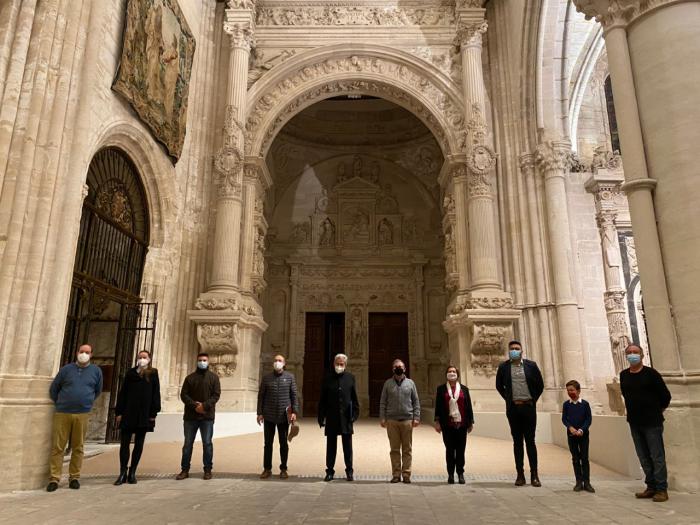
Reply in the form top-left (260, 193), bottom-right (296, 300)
top-left (562, 380), bottom-right (594, 493)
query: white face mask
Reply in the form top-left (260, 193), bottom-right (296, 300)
top-left (335, 365), bottom-right (345, 374)
top-left (273, 361), bottom-right (284, 371)
top-left (446, 372), bottom-right (458, 381)
top-left (137, 358), bottom-right (150, 368)
top-left (77, 352), bottom-right (90, 364)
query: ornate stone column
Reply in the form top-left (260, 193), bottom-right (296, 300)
top-left (535, 140), bottom-right (586, 385)
top-left (574, 0), bottom-right (700, 490)
top-left (188, 2), bottom-right (266, 412)
top-left (239, 159), bottom-right (271, 297)
top-left (585, 160), bottom-right (630, 374)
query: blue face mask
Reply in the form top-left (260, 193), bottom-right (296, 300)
top-left (626, 354), bottom-right (642, 366)
top-left (509, 349), bottom-right (522, 361)
top-left (197, 360), bottom-right (209, 370)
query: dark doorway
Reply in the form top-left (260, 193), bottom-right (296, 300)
top-left (303, 312), bottom-right (345, 417)
top-left (368, 312), bottom-right (409, 417)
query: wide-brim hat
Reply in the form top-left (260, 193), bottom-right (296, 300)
top-left (288, 422), bottom-right (300, 442)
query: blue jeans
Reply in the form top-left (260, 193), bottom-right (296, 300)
top-left (629, 424), bottom-right (667, 491)
top-left (181, 420), bottom-right (214, 471)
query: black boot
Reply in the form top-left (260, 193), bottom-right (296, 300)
top-left (530, 470), bottom-right (541, 487)
top-left (515, 469), bottom-right (526, 486)
top-left (114, 468), bottom-right (127, 486)
top-left (127, 466), bottom-right (137, 484)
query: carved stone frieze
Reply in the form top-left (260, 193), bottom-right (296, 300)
top-left (249, 49), bottom-right (297, 87)
top-left (451, 295), bottom-right (514, 314)
top-left (194, 296), bottom-right (259, 316)
top-left (245, 55), bottom-right (464, 156)
top-left (470, 323), bottom-right (507, 377)
top-left (197, 323), bottom-right (240, 376)
top-left (227, 0), bottom-right (255, 9)
top-left (255, 6), bottom-right (456, 26)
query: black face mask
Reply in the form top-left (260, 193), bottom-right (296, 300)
top-left (394, 367), bottom-right (405, 376)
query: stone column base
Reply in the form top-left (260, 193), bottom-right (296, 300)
top-left (443, 293), bottom-right (520, 412)
top-left (0, 375), bottom-right (55, 490)
top-left (188, 292), bottom-right (268, 413)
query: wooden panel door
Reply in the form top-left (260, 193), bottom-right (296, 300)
top-left (303, 313), bottom-right (345, 417)
top-left (368, 313), bottom-right (409, 417)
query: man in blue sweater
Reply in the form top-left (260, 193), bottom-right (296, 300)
top-left (46, 344), bottom-right (103, 492)
top-left (562, 380), bottom-right (594, 493)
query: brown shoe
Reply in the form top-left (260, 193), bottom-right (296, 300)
top-left (203, 469), bottom-right (212, 480)
top-left (515, 471), bottom-right (526, 486)
top-left (635, 488), bottom-right (656, 499)
top-left (390, 476), bottom-right (401, 483)
top-left (175, 470), bottom-right (189, 480)
top-left (402, 476), bottom-right (411, 484)
top-left (279, 469), bottom-right (289, 479)
top-left (652, 490), bottom-right (669, 502)
top-left (259, 469), bottom-right (271, 479)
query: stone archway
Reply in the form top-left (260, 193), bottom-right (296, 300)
top-left (244, 44), bottom-right (467, 160)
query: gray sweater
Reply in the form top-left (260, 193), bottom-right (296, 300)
top-left (379, 377), bottom-right (420, 421)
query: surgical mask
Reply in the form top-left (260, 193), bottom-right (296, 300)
top-left (137, 358), bottom-right (149, 368)
top-left (394, 367), bottom-right (404, 376)
top-left (77, 352), bottom-right (90, 364)
top-left (509, 349), bottom-right (522, 361)
top-left (446, 372), bottom-right (458, 381)
top-left (626, 354), bottom-right (642, 366)
top-left (273, 361), bottom-right (284, 371)
top-left (197, 360), bottom-right (208, 370)
top-left (335, 365), bottom-right (345, 374)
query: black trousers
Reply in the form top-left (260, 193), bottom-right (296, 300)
top-left (567, 432), bottom-right (590, 482)
top-left (441, 426), bottom-right (468, 476)
top-left (119, 429), bottom-right (147, 470)
top-left (326, 434), bottom-right (353, 475)
top-left (263, 420), bottom-right (289, 471)
top-left (507, 403), bottom-right (538, 471)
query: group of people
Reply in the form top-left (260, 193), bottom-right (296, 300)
top-left (46, 340), bottom-right (672, 503)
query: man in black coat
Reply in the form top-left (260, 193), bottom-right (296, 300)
top-left (495, 339), bottom-right (545, 487)
top-left (318, 353), bottom-right (360, 481)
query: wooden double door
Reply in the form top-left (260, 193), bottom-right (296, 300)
top-left (303, 311), bottom-right (410, 418)
top-left (368, 313), bottom-right (409, 417)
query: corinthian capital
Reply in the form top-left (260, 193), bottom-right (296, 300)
top-left (457, 20), bottom-right (488, 47)
top-left (535, 141), bottom-right (573, 174)
top-left (573, 0), bottom-right (675, 28)
top-left (225, 22), bottom-right (255, 51)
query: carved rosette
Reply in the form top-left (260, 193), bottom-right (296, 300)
top-left (457, 20), bottom-right (488, 48)
top-left (470, 323), bottom-right (507, 377)
top-left (197, 323), bottom-right (239, 377)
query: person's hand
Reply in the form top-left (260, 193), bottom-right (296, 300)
top-left (257, 415), bottom-right (264, 425)
top-left (434, 421), bottom-right (441, 433)
top-left (115, 415), bottom-right (122, 425)
top-left (380, 419), bottom-right (387, 428)
top-left (467, 424), bottom-right (473, 434)
top-left (195, 402), bottom-right (205, 414)
top-left (290, 413), bottom-right (297, 423)
top-left (568, 426), bottom-right (577, 436)
top-left (412, 419), bottom-right (420, 428)
top-left (577, 429), bottom-right (584, 436)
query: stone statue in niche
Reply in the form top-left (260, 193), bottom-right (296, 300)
top-left (337, 162), bottom-right (348, 184)
top-left (319, 217), bottom-right (336, 246)
top-left (369, 161), bottom-right (380, 184)
top-left (601, 218), bottom-right (622, 271)
top-left (378, 218), bottom-right (394, 245)
top-left (316, 188), bottom-right (330, 212)
top-left (353, 155), bottom-right (363, 178)
top-left (350, 308), bottom-right (363, 357)
top-left (253, 229), bottom-right (266, 276)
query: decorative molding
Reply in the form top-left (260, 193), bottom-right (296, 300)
top-left (227, 0), bottom-right (256, 9)
top-left (245, 52), bottom-right (464, 157)
top-left (194, 296), bottom-right (259, 316)
top-left (255, 6), bottom-right (456, 26)
top-left (451, 295), bottom-right (514, 314)
top-left (470, 323), bottom-right (508, 377)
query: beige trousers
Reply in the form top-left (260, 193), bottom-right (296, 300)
top-left (386, 419), bottom-right (413, 478)
top-left (49, 412), bottom-right (90, 482)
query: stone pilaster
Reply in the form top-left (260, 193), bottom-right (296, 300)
top-left (535, 140), bottom-right (586, 387)
top-left (239, 159), bottom-right (271, 297)
top-left (187, 2), bottom-right (264, 412)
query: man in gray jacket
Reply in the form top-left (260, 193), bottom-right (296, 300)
top-left (257, 354), bottom-right (299, 479)
top-left (379, 358), bottom-right (420, 483)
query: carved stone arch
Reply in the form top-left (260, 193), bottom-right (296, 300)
top-left (245, 44), bottom-right (465, 159)
top-left (89, 120), bottom-right (178, 249)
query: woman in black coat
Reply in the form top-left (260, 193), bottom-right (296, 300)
top-left (434, 365), bottom-right (474, 484)
top-left (113, 350), bottom-right (161, 485)
top-left (318, 353), bottom-right (360, 482)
